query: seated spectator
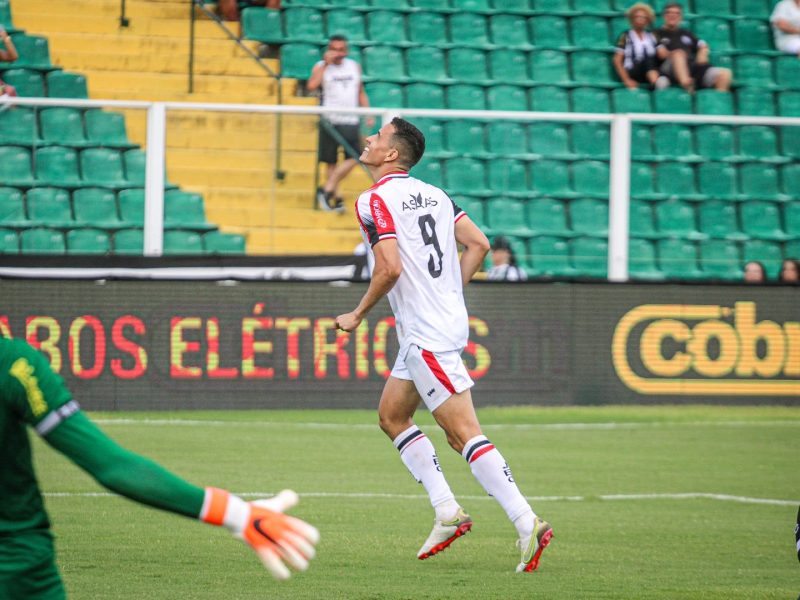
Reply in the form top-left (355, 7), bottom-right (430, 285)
top-left (743, 260), bottom-right (766, 284)
top-left (654, 3), bottom-right (731, 93)
top-left (0, 25), bottom-right (18, 98)
top-left (613, 4), bottom-right (661, 90)
top-left (487, 236), bottom-right (527, 281)
top-left (218, 0), bottom-right (279, 23)
top-left (771, 0), bottom-right (800, 57)
top-left (779, 258), bottom-right (799, 283)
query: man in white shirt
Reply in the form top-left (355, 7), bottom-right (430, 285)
top-left (771, 0), bottom-right (800, 56)
top-left (307, 35), bottom-right (372, 212)
top-left (335, 118), bottom-right (553, 573)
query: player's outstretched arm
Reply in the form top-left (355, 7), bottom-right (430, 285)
top-left (455, 216), bottom-right (491, 286)
top-left (43, 412), bottom-right (319, 579)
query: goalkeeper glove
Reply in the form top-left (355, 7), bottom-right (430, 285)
top-left (200, 488), bottom-right (319, 580)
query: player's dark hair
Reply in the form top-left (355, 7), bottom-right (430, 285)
top-left (663, 2), bottom-right (683, 10)
top-left (390, 117), bottom-right (425, 169)
top-left (328, 34), bottom-right (348, 45)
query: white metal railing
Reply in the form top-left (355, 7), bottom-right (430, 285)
top-left (3, 96), bottom-right (800, 280)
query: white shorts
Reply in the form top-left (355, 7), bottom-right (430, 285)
top-left (777, 36), bottom-right (800, 55)
top-left (391, 344), bottom-right (474, 412)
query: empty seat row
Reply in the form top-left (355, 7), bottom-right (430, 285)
top-left (0, 108), bottom-right (135, 148)
top-left (0, 227), bottom-right (245, 255)
top-left (0, 187), bottom-right (213, 231)
top-left (0, 69), bottom-right (87, 99)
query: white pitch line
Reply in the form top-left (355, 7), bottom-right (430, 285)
top-left (42, 491), bottom-right (798, 506)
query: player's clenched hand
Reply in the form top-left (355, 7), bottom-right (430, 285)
top-left (201, 488), bottom-right (320, 580)
top-left (335, 311), bottom-right (361, 332)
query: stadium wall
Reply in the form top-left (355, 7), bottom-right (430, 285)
top-left (2, 279), bottom-right (797, 409)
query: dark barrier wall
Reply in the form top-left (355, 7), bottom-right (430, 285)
top-left (1, 280), bottom-right (798, 409)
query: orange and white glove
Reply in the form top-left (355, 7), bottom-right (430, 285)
top-left (200, 488), bottom-right (319, 580)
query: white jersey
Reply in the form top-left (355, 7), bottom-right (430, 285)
top-left (318, 57), bottom-right (361, 126)
top-left (355, 170), bottom-right (469, 353)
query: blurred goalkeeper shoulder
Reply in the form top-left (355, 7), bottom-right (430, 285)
top-left (0, 337), bottom-right (319, 600)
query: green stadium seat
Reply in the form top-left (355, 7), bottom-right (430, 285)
top-left (570, 87), bottom-right (611, 113)
top-left (164, 190), bottom-right (214, 230)
top-left (655, 198), bottom-right (702, 238)
top-left (40, 107), bottom-right (90, 147)
top-left (570, 236), bottom-right (607, 277)
top-left (629, 199), bottom-right (657, 238)
top-left (612, 88), bottom-right (652, 113)
top-left (123, 149), bottom-right (169, 187)
top-left (699, 239), bottom-right (742, 280)
top-left (778, 91), bottom-right (800, 116)
top-left (653, 124), bottom-right (698, 162)
top-left (488, 159), bottom-right (529, 197)
top-left (164, 229), bottom-right (204, 255)
top-left (0, 108), bottom-right (38, 145)
top-left (528, 198), bottom-right (572, 236)
top-left (0, 228), bottom-right (18, 253)
top-left (571, 51), bottom-right (615, 86)
top-left (529, 235), bottom-right (574, 277)
top-left (490, 49), bottom-right (532, 84)
top-left (529, 85), bottom-right (569, 112)
top-left (781, 126), bottom-right (800, 158)
top-left (73, 188), bottom-right (123, 228)
top-left (66, 228), bottom-right (111, 255)
top-left (740, 200), bottom-right (789, 240)
top-left (782, 163), bottom-right (800, 195)
top-left (735, 55), bottom-right (775, 88)
top-left (406, 46), bottom-right (448, 83)
top-left (241, 8), bottom-right (283, 44)
top-left (406, 82), bottom-right (446, 109)
top-left (572, 160), bottom-right (609, 198)
top-left (695, 90), bottom-right (734, 115)
top-left (490, 14), bottom-right (532, 49)
top-left (532, 0), bottom-right (573, 12)
top-left (447, 84), bottom-right (486, 110)
top-left (656, 162), bottom-right (702, 201)
top-left (571, 122), bottom-right (610, 159)
top-left (455, 196), bottom-right (486, 230)
top-left (0, 0), bottom-right (14, 30)
top-left (363, 46), bottom-right (405, 82)
top-left (693, 0), bottom-right (734, 16)
top-left (628, 237), bottom-right (663, 280)
top-left (450, 13), bottom-right (489, 46)
top-left (84, 110), bottom-right (137, 148)
top-left (740, 163), bottom-right (785, 201)
top-left (34, 146), bottom-right (81, 187)
top-left (698, 199), bottom-right (745, 240)
top-left (446, 158), bottom-right (489, 195)
top-left (327, 9), bottom-right (366, 42)
top-left (81, 148), bottom-right (128, 188)
top-left (531, 159), bottom-right (573, 196)
top-left (283, 7), bottom-right (324, 42)
top-left (487, 85), bottom-right (528, 111)
top-left (449, 48), bottom-right (491, 84)
top-left (735, 0), bottom-right (770, 17)
top-left (203, 230), bottom-right (246, 255)
top-left (654, 88), bottom-right (692, 114)
top-left (411, 0), bottom-right (451, 8)
top-left (570, 198), bottom-right (608, 236)
top-left (280, 43), bottom-right (320, 79)
top-left (412, 159), bottom-right (444, 188)
top-left (658, 238), bottom-right (702, 279)
top-left (630, 127), bottom-right (655, 161)
top-left (695, 124), bottom-right (735, 161)
top-left (0, 147), bottom-right (34, 186)
top-left (453, 0), bottom-right (492, 10)
top-left (529, 122), bottom-right (572, 158)
top-left (743, 239), bottom-right (782, 278)
top-left (413, 119), bottom-right (448, 157)
top-left (698, 162), bottom-right (740, 200)
top-left (118, 189), bottom-right (144, 226)
top-left (530, 17), bottom-right (570, 48)
top-left (368, 11), bottom-right (408, 44)
top-left (9, 34), bottom-right (52, 70)
top-left (738, 125), bottom-right (786, 163)
top-left (569, 16), bottom-right (610, 50)
top-left (364, 82), bottom-right (403, 108)
top-left (20, 227), bottom-right (65, 254)
top-left (631, 162), bottom-right (656, 199)
top-left (485, 121), bottom-right (528, 158)
top-left (486, 198), bottom-right (534, 236)
top-left (496, 0), bottom-right (530, 10)
top-left (46, 72), bottom-right (88, 99)
top-left (736, 88), bottom-right (775, 116)
top-left (26, 187), bottom-right (73, 226)
top-left (445, 120), bottom-right (486, 157)
top-left (113, 228), bottom-right (143, 254)
top-left (775, 56), bottom-right (800, 90)
top-left (734, 19), bottom-right (773, 53)
top-left (530, 49), bottom-right (570, 84)
top-left (408, 11), bottom-right (448, 45)
top-left (1, 69), bottom-right (45, 97)
top-left (785, 201), bottom-right (800, 238)
top-left (0, 187), bottom-right (29, 227)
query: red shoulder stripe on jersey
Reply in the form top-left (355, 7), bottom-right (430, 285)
top-left (369, 192), bottom-right (395, 237)
top-left (421, 349), bottom-right (456, 395)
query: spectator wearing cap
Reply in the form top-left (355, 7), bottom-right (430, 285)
top-left (771, 0), bottom-right (800, 57)
top-left (487, 237), bottom-right (527, 282)
top-left (654, 3), bottom-right (732, 93)
top-left (613, 3), bottom-right (661, 90)
top-left (0, 25), bottom-right (18, 97)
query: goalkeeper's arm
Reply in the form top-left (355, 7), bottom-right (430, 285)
top-left (43, 411), bottom-right (318, 579)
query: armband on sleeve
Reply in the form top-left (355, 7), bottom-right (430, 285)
top-left (35, 400), bottom-right (81, 436)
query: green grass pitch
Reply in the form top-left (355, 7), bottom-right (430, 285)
top-left (32, 405), bottom-right (799, 599)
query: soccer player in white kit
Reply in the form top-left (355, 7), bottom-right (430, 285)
top-left (335, 118), bottom-right (553, 572)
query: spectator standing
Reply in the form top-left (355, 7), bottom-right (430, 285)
top-left (613, 3), bottom-right (661, 89)
top-left (654, 3), bottom-right (732, 93)
top-left (307, 35), bottom-right (373, 212)
top-left (0, 25), bottom-right (18, 97)
top-left (771, 0), bottom-right (800, 57)
top-left (486, 236), bottom-right (527, 281)
top-left (779, 258), bottom-right (800, 283)
top-left (743, 260), bottom-right (766, 283)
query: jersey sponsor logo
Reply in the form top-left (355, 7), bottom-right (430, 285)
top-left (9, 357), bottom-right (48, 417)
top-left (370, 193), bottom-right (394, 234)
top-left (402, 192), bottom-right (438, 212)
top-left (253, 518), bottom-right (280, 545)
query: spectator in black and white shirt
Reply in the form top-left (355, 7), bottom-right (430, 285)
top-left (613, 3), bottom-right (661, 89)
top-left (655, 3), bottom-right (732, 93)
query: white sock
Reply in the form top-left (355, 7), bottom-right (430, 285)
top-left (393, 425), bottom-right (458, 520)
top-left (462, 435), bottom-right (535, 538)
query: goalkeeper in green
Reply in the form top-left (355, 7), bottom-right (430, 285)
top-left (0, 337), bottom-right (319, 599)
